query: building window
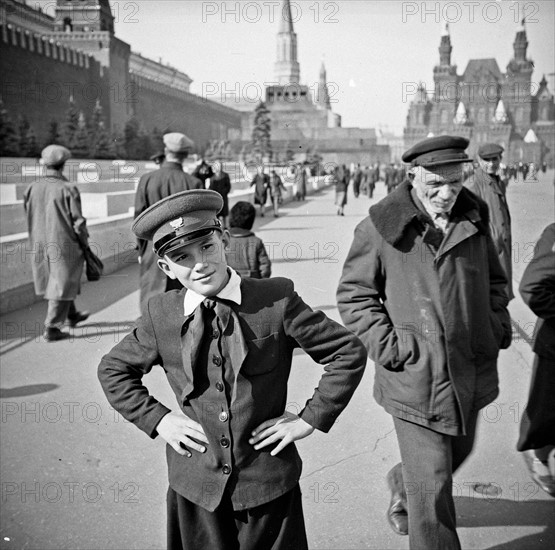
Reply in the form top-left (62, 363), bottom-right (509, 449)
top-left (441, 110), bottom-right (448, 124)
top-left (477, 108), bottom-right (486, 123)
top-left (63, 17), bottom-right (73, 32)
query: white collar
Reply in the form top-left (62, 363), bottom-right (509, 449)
top-left (183, 268), bottom-right (242, 316)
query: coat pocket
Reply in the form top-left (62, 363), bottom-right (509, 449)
top-left (242, 332), bottom-right (280, 376)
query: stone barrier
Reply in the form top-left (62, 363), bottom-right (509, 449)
top-left (0, 176), bottom-right (330, 315)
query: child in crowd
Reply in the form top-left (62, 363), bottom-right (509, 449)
top-left (225, 201), bottom-right (271, 279)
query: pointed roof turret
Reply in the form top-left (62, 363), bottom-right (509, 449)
top-left (454, 102), bottom-right (468, 124)
top-left (493, 99), bottom-right (508, 123)
top-left (279, 0), bottom-right (295, 33)
top-left (513, 17), bottom-right (528, 62)
top-left (524, 128), bottom-right (538, 143)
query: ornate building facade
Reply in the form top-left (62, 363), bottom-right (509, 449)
top-left (1, 0), bottom-right (241, 152)
top-left (404, 22), bottom-right (555, 166)
top-left (238, 0), bottom-right (388, 165)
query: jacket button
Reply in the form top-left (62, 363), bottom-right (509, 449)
top-left (219, 411), bottom-right (228, 422)
top-left (212, 329), bottom-right (220, 339)
top-left (212, 355), bottom-right (222, 366)
top-left (220, 437), bottom-right (230, 448)
top-left (222, 464), bottom-right (231, 475)
top-left (215, 382), bottom-right (224, 392)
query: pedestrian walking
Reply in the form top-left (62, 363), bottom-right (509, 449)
top-left (337, 135), bottom-right (512, 549)
top-left (517, 223), bottom-right (555, 497)
top-left (295, 163), bottom-right (307, 201)
top-left (134, 132), bottom-right (203, 316)
top-left (226, 201), bottom-right (272, 278)
top-left (333, 165), bottom-right (348, 216)
top-left (192, 158), bottom-right (214, 189)
top-left (23, 145), bottom-right (90, 342)
top-left (98, 189), bottom-right (366, 550)
top-left (353, 164), bottom-right (363, 198)
top-left (208, 160), bottom-right (231, 229)
top-left (269, 169), bottom-right (286, 217)
top-left (250, 166), bottom-right (270, 217)
top-left (465, 143), bottom-right (513, 300)
top-left (150, 151), bottom-right (165, 166)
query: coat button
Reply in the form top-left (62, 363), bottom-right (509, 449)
top-left (215, 382), bottom-right (224, 392)
top-left (222, 464), bottom-right (231, 475)
top-left (219, 411), bottom-right (228, 422)
top-left (212, 329), bottom-right (220, 339)
top-left (212, 355), bottom-right (222, 366)
top-left (220, 437), bottom-right (230, 448)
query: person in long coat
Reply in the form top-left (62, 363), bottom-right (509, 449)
top-left (337, 136), bottom-right (512, 549)
top-left (465, 143), bottom-right (514, 299)
top-left (24, 145), bottom-right (90, 342)
top-left (208, 160), bottom-right (231, 229)
top-left (517, 223), bottom-right (555, 496)
top-left (295, 163), bottom-right (307, 201)
top-left (134, 133), bottom-right (203, 316)
top-left (250, 167), bottom-right (270, 217)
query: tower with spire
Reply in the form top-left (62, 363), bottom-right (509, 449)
top-left (274, 0), bottom-right (300, 85)
top-left (315, 60), bottom-right (331, 110)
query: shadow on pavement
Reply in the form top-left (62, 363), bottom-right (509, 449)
top-left (456, 495), bottom-right (554, 549)
top-left (0, 383), bottom-right (59, 398)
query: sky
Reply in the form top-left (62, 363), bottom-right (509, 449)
top-left (34, 1), bottom-right (555, 135)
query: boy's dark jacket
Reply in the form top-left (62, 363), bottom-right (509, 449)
top-left (98, 277), bottom-right (366, 512)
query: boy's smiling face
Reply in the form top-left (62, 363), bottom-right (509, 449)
top-left (157, 231), bottom-right (230, 297)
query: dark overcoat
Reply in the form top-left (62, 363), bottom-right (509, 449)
top-left (98, 277), bottom-right (366, 512)
top-left (251, 174), bottom-right (269, 205)
top-left (23, 174), bottom-right (89, 300)
top-left (134, 161), bottom-right (203, 314)
top-left (337, 181), bottom-right (512, 436)
top-left (517, 223), bottom-right (555, 450)
top-left (226, 228), bottom-right (272, 278)
top-left (465, 167), bottom-right (513, 299)
top-left (208, 171), bottom-right (231, 217)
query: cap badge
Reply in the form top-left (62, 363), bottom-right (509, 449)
top-left (169, 217), bottom-right (184, 230)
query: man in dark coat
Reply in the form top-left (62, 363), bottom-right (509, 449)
top-left (98, 190), bottom-right (366, 549)
top-left (465, 143), bottom-right (514, 299)
top-left (24, 145), bottom-right (90, 342)
top-left (134, 132), bottom-right (203, 316)
top-left (337, 136), bottom-right (512, 549)
top-left (517, 223), bottom-right (555, 496)
top-left (208, 160), bottom-right (231, 229)
top-left (250, 166), bottom-right (270, 217)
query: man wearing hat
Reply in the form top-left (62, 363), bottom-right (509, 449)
top-left (134, 132), bottom-right (203, 316)
top-left (24, 145), bottom-right (90, 341)
top-left (98, 189), bottom-right (366, 549)
top-left (465, 143), bottom-right (513, 299)
top-left (337, 135), bottom-right (512, 548)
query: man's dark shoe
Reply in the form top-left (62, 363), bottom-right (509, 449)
top-left (43, 327), bottom-right (70, 342)
top-left (65, 311), bottom-right (89, 328)
top-left (386, 464), bottom-right (409, 536)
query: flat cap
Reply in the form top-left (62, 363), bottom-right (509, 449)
top-left (149, 151), bottom-right (165, 162)
top-left (477, 143), bottom-right (504, 159)
top-left (163, 132), bottom-right (194, 153)
top-left (41, 144), bottom-right (71, 167)
top-left (402, 135), bottom-right (472, 167)
top-left (132, 190), bottom-right (224, 257)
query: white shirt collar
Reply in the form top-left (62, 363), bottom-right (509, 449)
top-left (183, 268), bottom-right (242, 316)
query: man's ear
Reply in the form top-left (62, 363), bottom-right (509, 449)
top-left (222, 230), bottom-right (231, 250)
top-left (157, 258), bottom-right (177, 279)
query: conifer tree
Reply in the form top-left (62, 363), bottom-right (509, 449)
top-left (17, 115), bottom-right (31, 156)
top-left (251, 101), bottom-right (272, 162)
top-left (72, 111), bottom-right (90, 158)
top-left (46, 119), bottom-right (61, 146)
top-left (0, 99), bottom-right (19, 156)
top-left (62, 96), bottom-right (80, 149)
top-left (89, 101), bottom-right (114, 158)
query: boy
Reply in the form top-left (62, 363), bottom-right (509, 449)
top-left (98, 190), bottom-right (366, 549)
top-left (226, 201), bottom-right (272, 279)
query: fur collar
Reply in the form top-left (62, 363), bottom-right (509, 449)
top-left (369, 180), bottom-right (488, 247)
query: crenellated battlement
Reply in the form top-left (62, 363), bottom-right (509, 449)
top-left (1, 23), bottom-right (95, 70)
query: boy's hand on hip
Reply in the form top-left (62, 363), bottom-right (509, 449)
top-left (156, 411), bottom-right (209, 458)
top-left (249, 411), bottom-right (315, 456)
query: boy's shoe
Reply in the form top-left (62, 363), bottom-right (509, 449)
top-left (386, 464), bottom-right (408, 535)
top-left (522, 449), bottom-right (555, 497)
top-left (43, 327), bottom-right (70, 342)
top-left (65, 311), bottom-right (90, 328)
